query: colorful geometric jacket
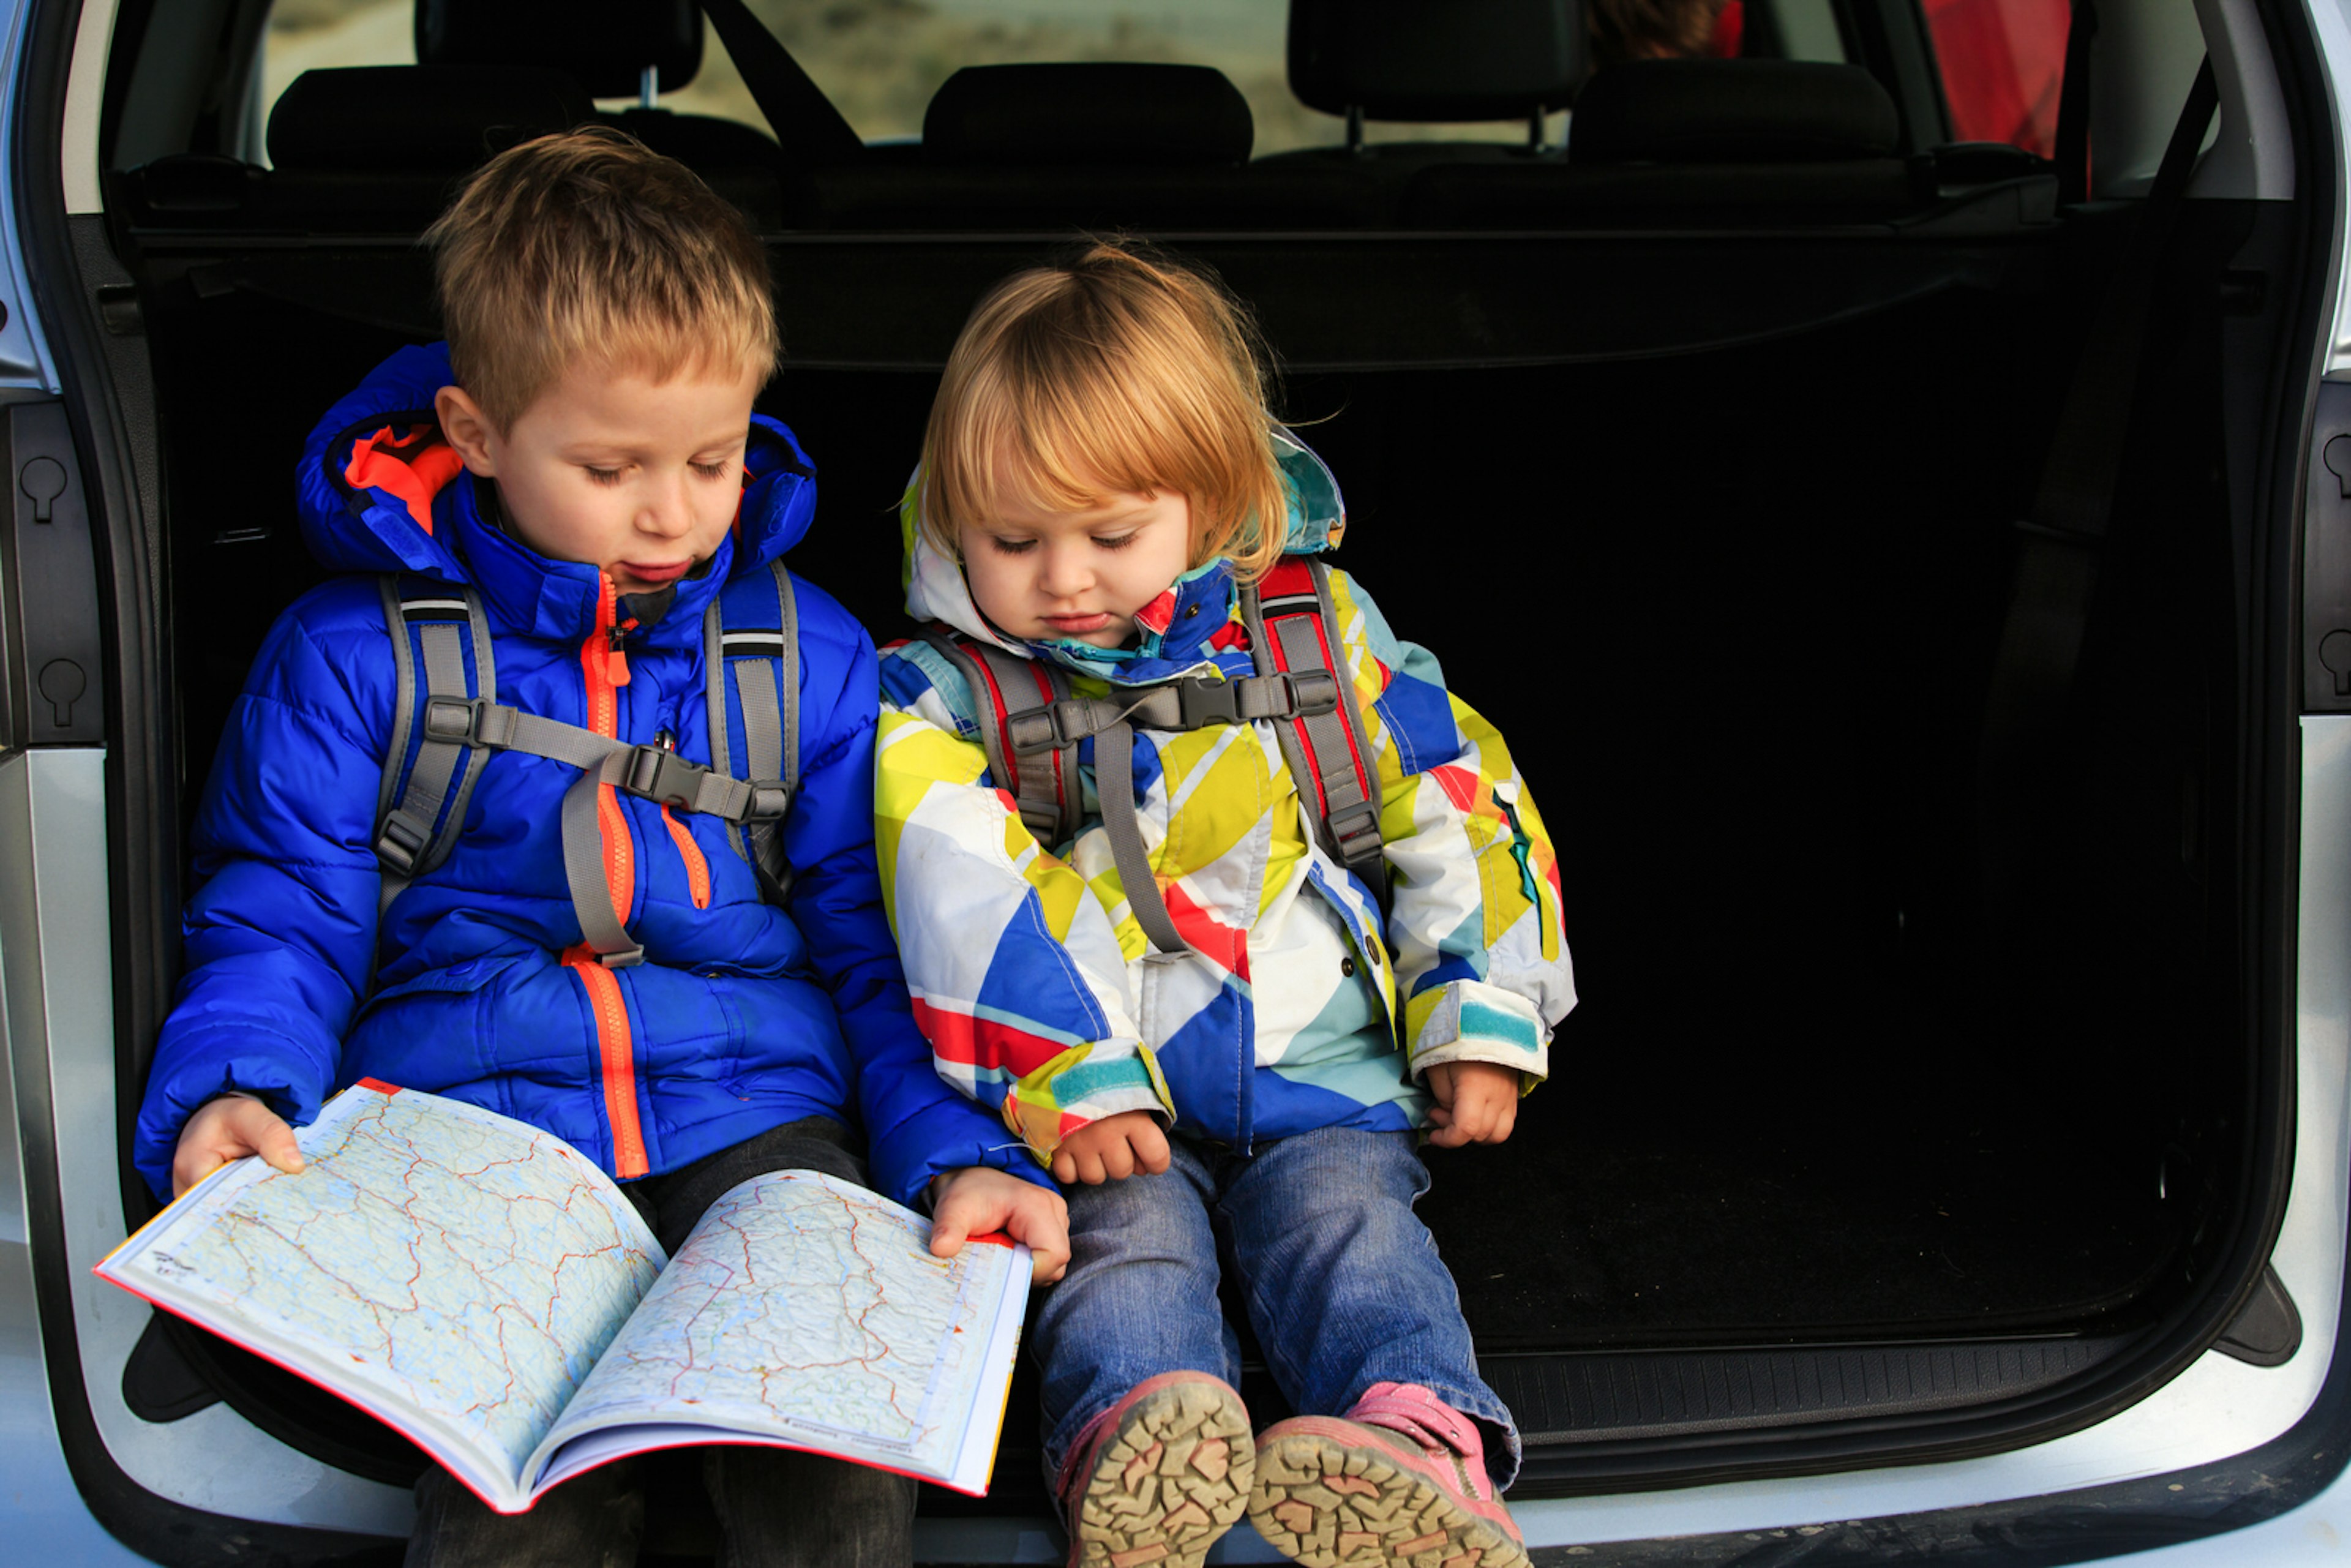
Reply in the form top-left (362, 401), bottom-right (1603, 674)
top-left (875, 433), bottom-right (1577, 1160)
top-left (132, 343), bottom-right (1044, 1207)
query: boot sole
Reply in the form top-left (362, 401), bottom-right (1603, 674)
top-left (1069, 1379), bottom-right (1254, 1568)
top-left (1248, 1428), bottom-right (1530, 1568)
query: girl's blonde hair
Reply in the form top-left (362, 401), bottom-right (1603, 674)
top-left (919, 239), bottom-right (1289, 584)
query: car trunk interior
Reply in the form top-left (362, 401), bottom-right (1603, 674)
top-left (87, 0), bottom-right (2317, 1536)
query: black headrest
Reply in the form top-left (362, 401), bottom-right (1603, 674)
top-left (1289, 0), bottom-right (1581, 121)
top-left (266, 66), bottom-right (594, 172)
top-left (924, 65), bottom-right (1253, 166)
top-left (414, 0), bottom-right (702, 100)
top-left (1571, 61), bottom-right (1900, 164)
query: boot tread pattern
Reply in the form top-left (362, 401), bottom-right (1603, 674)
top-left (1248, 1430), bottom-right (1530, 1568)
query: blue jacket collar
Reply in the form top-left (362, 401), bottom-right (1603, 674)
top-left (301, 342), bottom-right (817, 648)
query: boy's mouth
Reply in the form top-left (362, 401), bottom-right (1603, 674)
top-left (620, 558), bottom-right (693, 586)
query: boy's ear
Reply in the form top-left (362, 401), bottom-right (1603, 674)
top-left (434, 386), bottom-right (498, 477)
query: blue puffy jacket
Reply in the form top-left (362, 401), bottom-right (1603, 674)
top-left (133, 344), bottom-right (1036, 1206)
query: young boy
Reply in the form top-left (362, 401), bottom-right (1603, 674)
top-left (132, 129), bottom-right (1067, 1566)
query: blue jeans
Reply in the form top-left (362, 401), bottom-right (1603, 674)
top-left (1033, 1125), bottom-right (1519, 1490)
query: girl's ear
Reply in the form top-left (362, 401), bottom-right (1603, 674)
top-left (434, 386), bottom-right (499, 477)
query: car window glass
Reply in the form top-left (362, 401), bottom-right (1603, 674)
top-left (257, 0), bottom-right (1564, 161)
top-left (1922, 0), bottom-right (2070, 154)
top-left (1762, 0), bottom-right (1850, 61)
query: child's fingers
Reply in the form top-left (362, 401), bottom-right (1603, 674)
top-left (1423, 1120), bottom-right (1472, 1149)
top-left (1100, 1139), bottom-right (1136, 1181)
top-left (246, 1111), bottom-right (306, 1177)
top-left (1051, 1149), bottom-right (1078, 1184)
top-left (1133, 1125), bottom-right (1172, 1175)
top-left (929, 1212), bottom-right (969, 1260)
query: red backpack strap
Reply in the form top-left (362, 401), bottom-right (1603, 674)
top-left (918, 627), bottom-right (1079, 849)
top-left (1243, 557), bottom-right (1390, 903)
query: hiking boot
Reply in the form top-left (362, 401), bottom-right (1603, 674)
top-left (1057, 1370), bottom-right (1254, 1568)
top-left (1247, 1382), bottom-right (1527, 1568)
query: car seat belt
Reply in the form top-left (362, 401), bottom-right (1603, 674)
top-left (375, 568), bottom-right (798, 964)
top-left (2053, 0), bottom-right (2099, 207)
top-left (1976, 58), bottom-right (2218, 899)
top-left (697, 0), bottom-right (865, 164)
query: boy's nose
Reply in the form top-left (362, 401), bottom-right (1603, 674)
top-left (638, 476), bottom-right (697, 538)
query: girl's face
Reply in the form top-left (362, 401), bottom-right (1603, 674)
top-left (959, 487), bottom-right (1195, 648)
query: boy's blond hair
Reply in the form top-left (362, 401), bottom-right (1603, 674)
top-left (424, 127), bottom-right (778, 432)
top-left (920, 240), bottom-right (1290, 585)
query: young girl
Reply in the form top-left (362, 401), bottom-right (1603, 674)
top-left (876, 241), bottom-right (1574, 1568)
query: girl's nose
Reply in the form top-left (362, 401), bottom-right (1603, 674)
top-left (1037, 540), bottom-right (1092, 598)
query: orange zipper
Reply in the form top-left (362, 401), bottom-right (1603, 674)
top-left (568, 578), bottom-right (648, 1178)
top-left (661, 805), bottom-right (711, 909)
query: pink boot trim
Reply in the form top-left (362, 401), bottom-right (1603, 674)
top-left (1343, 1381), bottom-right (1499, 1504)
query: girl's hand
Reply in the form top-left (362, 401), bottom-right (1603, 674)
top-left (171, 1093), bottom-right (304, 1198)
top-left (928, 1166), bottom-right (1071, 1283)
top-left (1423, 1062), bottom-right (1522, 1147)
top-left (1049, 1111), bottom-right (1171, 1185)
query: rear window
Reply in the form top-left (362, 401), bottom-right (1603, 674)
top-left (260, 0), bottom-right (1564, 159)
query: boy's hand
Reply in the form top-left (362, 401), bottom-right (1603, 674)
top-left (1049, 1110), bottom-right (1170, 1186)
top-left (1423, 1062), bottom-right (1522, 1148)
top-left (172, 1093), bottom-right (304, 1198)
top-left (928, 1166), bottom-right (1071, 1283)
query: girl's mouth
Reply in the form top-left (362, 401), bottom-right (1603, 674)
top-left (1043, 612), bottom-right (1114, 634)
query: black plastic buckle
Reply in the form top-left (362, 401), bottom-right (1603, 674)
top-left (422, 695), bottom-right (476, 743)
top-left (374, 811), bottom-right (429, 876)
top-left (746, 782), bottom-right (792, 821)
top-left (621, 744), bottom-right (706, 809)
top-left (1176, 679), bottom-right (1245, 727)
top-left (1287, 670), bottom-right (1340, 717)
top-left (1327, 801), bottom-right (1384, 862)
top-left (1005, 705), bottom-right (1071, 754)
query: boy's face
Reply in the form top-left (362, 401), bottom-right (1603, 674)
top-left (436, 356), bottom-right (762, 599)
top-left (958, 487), bottom-right (1194, 648)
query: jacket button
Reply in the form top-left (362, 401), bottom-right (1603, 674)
top-left (1341, 955), bottom-right (1357, 977)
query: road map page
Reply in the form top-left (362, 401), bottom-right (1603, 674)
top-left (528, 1169), bottom-right (1030, 1498)
top-left (97, 1082), bottom-right (665, 1508)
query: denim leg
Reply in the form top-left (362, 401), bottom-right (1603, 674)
top-left (1031, 1137), bottom-right (1239, 1485)
top-left (701, 1444), bottom-right (916, 1568)
top-left (1217, 1126), bottom-right (1522, 1487)
top-left (405, 1460), bottom-right (642, 1567)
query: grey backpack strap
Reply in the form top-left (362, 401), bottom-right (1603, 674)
top-left (375, 576), bottom-right (498, 917)
top-left (918, 628), bottom-right (1081, 849)
top-left (1090, 716), bottom-right (1194, 958)
top-left (1242, 557), bottom-right (1390, 904)
top-left (705, 559), bottom-right (801, 902)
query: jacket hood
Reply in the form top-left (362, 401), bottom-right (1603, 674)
top-left (298, 342), bottom-right (818, 645)
top-left (902, 428), bottom-right (1346, 686)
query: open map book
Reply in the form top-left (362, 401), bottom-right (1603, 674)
top-left (96, 1081), bottom-right (1030, 1512)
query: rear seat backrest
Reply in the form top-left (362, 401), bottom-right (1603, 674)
top-left (1569, 59), bottom-right (1900, 165)
top-left (923, 63), bottom-right (1253, 167)
top-left (1287, 0), bottom-right (1584, 150)
top-left (266, 65), bottom-right (594, 174)
top-left (413, 0), bottom-right (797, 224)
top-left (809, 63), bottom-right (1382, 232)
top-left (1403, 58), bottom-right (1919, 228)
